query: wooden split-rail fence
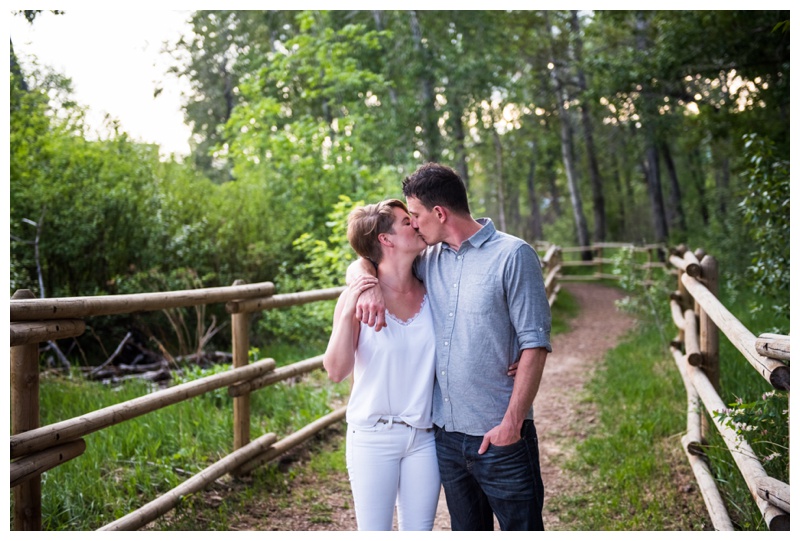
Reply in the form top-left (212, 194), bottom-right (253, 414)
top-left (9, 242), bottom-right (788, 531)
top-left (665, 245), bottom-right (789, 531)
top-left (559, 242), bottom-right (790, 530)
top-left (8, 246), bottom-right (561, 532)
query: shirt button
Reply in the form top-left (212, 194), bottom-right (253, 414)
top-left (457, 255), bottom-right (462, 260)
top-left (444, 341), bottom-right (449, 346)
top-left (441, 371), bottom-right (446, 376)
top-left (449, 312), bottom-right (454, 317)
top-left (444, 397), bottom-right (449, 402)
top-left (453, 283), bottom-right (457, 288)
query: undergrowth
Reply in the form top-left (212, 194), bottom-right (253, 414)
top-left (548, 248), bottom-right (788, 531)
top-left (14, 343), bottom-right (349, 531)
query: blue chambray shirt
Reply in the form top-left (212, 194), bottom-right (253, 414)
top-left (414, 218), bottom-right (552, 436)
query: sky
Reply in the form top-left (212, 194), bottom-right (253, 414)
top-left (8, 9), bottom-right (195, 157)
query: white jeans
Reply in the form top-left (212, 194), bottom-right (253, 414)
top-left (346, 420), bottom-right (441, 530)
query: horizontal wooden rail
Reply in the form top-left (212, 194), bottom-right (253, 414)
top-left (558, 273), bottom-right (621, 282)
top-left (11, 359), bottom-right (276, 460)
top-left (669, 254), bottom-right (701, 277)
top-left (561, 258), bottom-right (616, 266)
top-left (10, 282), bottom-right (275, 321)
top-left (683, 309), bottom-right (703, 367)
top-left (681, 435), bottom-right (735, 530)
top-left (560, 242), bottom-right (660, 252)
top-left (681, 273), bottom-right (790, 391)
top-left (229, 356), bottom-right (324, 397)
top-left (10, 319), bottom-right (86, 347)
top-left (755, 334), bottom-right (790, 361)
top-left (10, 440), bottom-right (86, 488)
top-left (226, 286), bottom-right (345, 314)
top-left (239, 406), bottom-right (347, 475)
top-left (670, 298), bottom-right (685, 330)
top-left (98, 432), bottom-right (279, 531)
top-left (672, 347), bottom-right (788, 530)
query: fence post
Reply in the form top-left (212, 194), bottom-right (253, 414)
top-left (231, 280), bottom-right (251, 457)
top-left (596, 245), bottom-right (603, 279)
top-left (696, 254), bottom-right (720, 443)
top-left (11, 289), bottom-right (42, 531)
top-left (698, 255), bottom-right (720, 392)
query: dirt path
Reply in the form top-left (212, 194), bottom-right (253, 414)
top-left (240, 282), bottom-right (634, 531)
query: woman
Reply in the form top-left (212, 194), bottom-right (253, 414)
top-left (323, 199), bottom-right (439, 531)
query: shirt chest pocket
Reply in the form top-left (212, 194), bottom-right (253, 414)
top-left (457, 272), bottom-right (501, 314)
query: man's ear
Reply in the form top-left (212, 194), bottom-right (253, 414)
top-left (433, 205), bottom-right (448, 223)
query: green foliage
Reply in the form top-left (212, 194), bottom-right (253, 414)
top-left (591, 244), bottom-right (788, 530)
top-left (714, 391), bottom-right (789, 482)
top-left (253, 195), bottom-right (362, 349)
top-left (737, 133), bottom-right (789, 320)
top-left (29, 360), bottom-right (348, 531)
top-left (551, 321), bottom-right (710, 530)
top-left (292, 195), bottom-right (362, 288)
top-left (611, 246), bottom-right (672, 341)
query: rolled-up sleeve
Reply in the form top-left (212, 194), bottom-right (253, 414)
top-left (506, 244), bottom-right (552, 352)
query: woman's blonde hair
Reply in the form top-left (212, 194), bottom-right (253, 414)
top-left (347, 199), bottom-right (408, 264)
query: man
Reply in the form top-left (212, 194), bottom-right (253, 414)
top-left (347, 162), bottom-right (551, 530)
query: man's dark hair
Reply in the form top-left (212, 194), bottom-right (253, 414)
top-left (402, 162), bottom-right (471, 215)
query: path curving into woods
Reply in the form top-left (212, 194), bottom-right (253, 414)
top-left (229, 282), bottom-right (635, 531)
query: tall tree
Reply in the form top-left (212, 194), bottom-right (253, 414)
top-left (635, 12), bottom-right (669, 244)
top-left (570, 10), bottom-right (606, 242)
top-left (545, 12), bottom-right (591, 257)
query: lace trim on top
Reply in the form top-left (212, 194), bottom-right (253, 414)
top-left (385, 294), bottom-right (428, 326)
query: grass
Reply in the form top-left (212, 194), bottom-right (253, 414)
top-left (15, 343), bottom-right (350, 531)
top-left (548, 322), bottom-right (711, 530)
top-left (546, 275), bottom-right (788, 531)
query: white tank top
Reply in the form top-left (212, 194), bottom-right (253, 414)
top-left (346, 294), bottom-right (436, 429)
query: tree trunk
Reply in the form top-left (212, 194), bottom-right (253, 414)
top-left (491, 129), bottom-right (507, 232)
top-left (541, 118), bottom-right (562, 219)
top-left (636, 12), bottom-right (669, 244)
top-left (526, 157), bottom-right (544, 240)
top-left (556, 96), bottom-right (591, 256)
top-left (610, 142), bottom-right (627, 236)
top-left (715, 151), bottom-right (730, 218)
top-left (544, 12), bottom-right (590, 257)
top-left (689, 148), bottom-right (710, 226)
top-left (643, 146), bottom-right (669, 243)
top-left (371, 11), bottom-right (399, 107)
top-left (409, 11), bottom-right (440, 162)
top-left (549, 67), bottom-right (591, 257)
top-left (452, 99), bottom-right (470, 189)
top-left (661, 142), bottom-right (687, 234)
top-left (10, 38), bottom-right (29, 92)
top-left (571, 11), bottom-right (606, 242)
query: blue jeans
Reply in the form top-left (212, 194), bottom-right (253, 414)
top-left (434, 420), bottom-right (544, 531)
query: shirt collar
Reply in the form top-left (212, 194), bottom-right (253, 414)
top-left (444, 217), bottom-right (495, 252)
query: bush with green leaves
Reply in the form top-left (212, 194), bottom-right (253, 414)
top-left (254, 195), bottom-right (363, 350)
top-left (738, 133), bottom-right (789, 321)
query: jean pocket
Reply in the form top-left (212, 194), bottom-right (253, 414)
top-left (486, 437), bottom-right (525, 455)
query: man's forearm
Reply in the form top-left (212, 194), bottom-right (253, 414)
top-left (345, 257), bottom-right (386, 330)
top-left (503, 347), bottom-right (547, 428)
top-left (346, 257), bottom-right (377, 284)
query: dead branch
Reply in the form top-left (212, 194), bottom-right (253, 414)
top-left (90, 331), bottom-right (132, 376)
